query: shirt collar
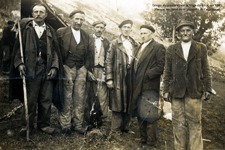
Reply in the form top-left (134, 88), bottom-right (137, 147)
top-left (71, 27), bottom-right (80, 33)
top-left (33, 20), bottom-right (46, 30)
top-left (121, 35), bottom-right (130, 42)
top-left (93, 34), bottom-right (104, 40)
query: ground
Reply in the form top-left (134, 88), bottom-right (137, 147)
top-left (0, 68), bottom-right (225, 150)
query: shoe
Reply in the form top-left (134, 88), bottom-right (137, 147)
top-left (73, 126), bottom-right (87, 134)
top-left (139, 137), bottom-right (147, 144)
top-left (146, 140), bottom-right (157, 147)
top-left (19, 128), bottom-right (32, 138)
top-left (122, 129), bottom-right (135, 134)
top-left (39, 126), bottom-right (60, 134)
top-left (107, 131), bottom-right (123, 142)
top-left (62, 127), bottom-right (71, 135)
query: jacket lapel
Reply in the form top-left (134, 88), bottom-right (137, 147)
top-left (187, 40), bottom-right (199, 62)
top-left (137, 39), bottom-right (154, 67)
top-left (63, 27), bottom-right (73, 52)
top-left (175, 42), bottom-right (186, 61)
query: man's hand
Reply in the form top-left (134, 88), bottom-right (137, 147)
top-left (48, 68), bottom-right (57, 79)
top-left (204, 92), bottom-right (211, 101)
top-left (106, 80), bottom-right (114, 89)
top-left (87, 71), bottom-right (96, 81)
top-left (18, 64), bottom-right (26, 77)
top-left (163, 93), bottom-right (171, 102)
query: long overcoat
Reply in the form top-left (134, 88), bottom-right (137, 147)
top-left (129, 39), bottom-right (165, 114)
top-left (163, 40), bottom-right (212, 99)
top-left (105, 36), bottom-right (138, 113)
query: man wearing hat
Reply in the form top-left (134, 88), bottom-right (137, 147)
top-left (106, 19), bottom-right (139, 140)
top-left (130, 25), bottom-right (165, 147)
top-left (56, 10), bottom-right (90, 134)
top-left (87, 21), bottom-right (110, 121)
top-left (13, 3), bottom-right (60, 135)
top-left (1, 21), bottom-right (16, 74)
top-left (163, 21), bottom-right (212, 150)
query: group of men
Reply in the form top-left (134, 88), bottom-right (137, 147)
top-left (12, 3), bottom-right (212, 150)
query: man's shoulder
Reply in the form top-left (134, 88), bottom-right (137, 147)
top-left (80, 29), bottom-right (89, 37)
top-left (56, 27), bottom-right (69, 35)
top-left (193, 40), bottom-right (207, 48)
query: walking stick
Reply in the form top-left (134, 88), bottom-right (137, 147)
top-left (17, 20), bottom-right (29, 141)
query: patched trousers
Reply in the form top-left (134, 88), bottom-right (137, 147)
top-left (59, 65), bottom-right (87, 130)
top-left (92, 67), bottom-right (108, 117)
top-left (172, 91), bottom-right (203, 150)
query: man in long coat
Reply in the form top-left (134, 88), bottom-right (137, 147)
top-left (87, 20), bottom-right (110, 119)
top-left (56, 10), bottom-right (90, 134)
top-left (163, 21), bottom-right (212, 150)
top-left (14, 3), bottom-right (59, 135)
top-left (130, 25), bottom-right (165, 147)
top-left (106, 20), bottom-right (138, 140)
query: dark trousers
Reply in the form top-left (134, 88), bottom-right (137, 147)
top-left (21, 60), bottom-right (53, 129)
top-left (111, 111), bottom-right (131, 132)
top-left (138, 117), bottom-right (157, 144)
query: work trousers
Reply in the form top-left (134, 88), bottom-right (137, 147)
top-left (92, 67), bottom-right (108, 117)
top-left (138, 118), bottom-right (158, 144)
top-left (21, 60), bottom-right (53, 129)
top-left (111, 111), bottom-right (131, 132)
top-left (172, 91), bottom-right (203, 150)
top-left (59, 65), bottom-right (87, 130)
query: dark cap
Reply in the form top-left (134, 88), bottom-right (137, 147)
top-left (69, 10), bottom-right (85, 18)
top-left (7, 21), bottom-right (15, 25)
top-left (31, 3), bottom-right (47, 11)
top-left (118, 19), bottom-right (133, 28)
top-left (92, 20), bottom-right (106, 27)
top-left (176, 21), bottom-right (195, 31)
top-left (140, 25), bottom-right (155, 33)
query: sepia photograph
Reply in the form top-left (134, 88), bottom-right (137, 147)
top-left (0, 0), bottom-right (225, 149)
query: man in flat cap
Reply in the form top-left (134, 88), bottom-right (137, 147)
top-left (87, 21), bottom-right (110, 123)
top-left (13, 3), bottom-right (60, 135)
top-left (106, 19), bottom-right (139, 140)
top-left (130, 25), bottom-right (165, 147)
top-left (56, 10), bottom-right (89, 134)
top-left (163, 20), bottom-right (212, 150)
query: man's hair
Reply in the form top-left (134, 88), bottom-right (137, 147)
top-left (31, 3), bottom-right (47, 12)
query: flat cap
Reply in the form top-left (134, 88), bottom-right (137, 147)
top-left (118, 19), bottom-right (133, 28)
top-left (92, 20), bottom-right (106, 27)
top-left (140, 25), bottom-right (155, 33)
top-left (176, 21), bottom-right (195, 31)
top-left (69, 10), bottom-right (85, 18)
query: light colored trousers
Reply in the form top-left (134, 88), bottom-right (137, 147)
top-left (59, 65), bottom-right (87, 130)
top-left (172, 91), bottom-right (203, 150)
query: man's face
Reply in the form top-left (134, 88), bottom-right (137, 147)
top-left (140, 28), bottom-right (153, 43)
top-left (32, 5), bottom-right (47, 24)
top-left (71, 13), bottom-right (85, 30)
top-left (178, 26), bottom-right (194, 42)
top-left (94, 24), bottom-right (105, 37)
top-left (120, 24), bottom-right (132, 37)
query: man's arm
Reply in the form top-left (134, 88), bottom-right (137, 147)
top-left (105, 43), bottom-right (115, 88)
top-left (146, 44), bottom-right (166, 80)
top-left (163, 45), bottom-right (173, 95)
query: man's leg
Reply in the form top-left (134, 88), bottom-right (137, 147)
top-left (73, 65), bottom-right (87, 132)
top-left (185, 92), bottom-right (203, 150)
top-left (146, 121), bottom-right (158, 146)
top-left (137, 117), bottom-right (147, 143)
top-left (111, 111), bottom-right (123, 132)
top-left (37, 79), bottom-right (53, 129)
top-left (59, 65), bottom-right (76, 132)
top-left (172, 98), bottom-right (187, 150)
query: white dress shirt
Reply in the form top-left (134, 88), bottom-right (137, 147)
top-left (33, 21), bottom-right (46, 39)
top-left (140, 39), bottom-right (152, 53)
top-left (93, 34), bottom-right (104, 56)
top-left (121, 36), bottom-right (133, 64)
top-left (181, 41), bottom-right (191, 61)
top-left (71, 27), bottom-right (80, 44)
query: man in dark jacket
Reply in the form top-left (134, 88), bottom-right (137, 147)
top-left (1, 21), bottom-right (16, 74)
top-left (106, 20), bottom-right (139, 140)
top-left (87, 21), bottom-right (110, 119)
top-left (14, 3), bottom-right (59, 135)
top-left (163, 21), bottom-right (212, 150)
top-left (56, 10), bottom-right (89, 134)
top-left (131, 25), bottom-right (165, 147)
